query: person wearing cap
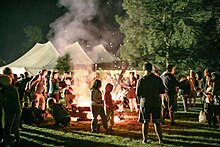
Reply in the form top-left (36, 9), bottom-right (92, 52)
top-left (136, 62), bottom-right (165, 144)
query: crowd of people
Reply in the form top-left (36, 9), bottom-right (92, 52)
top-left (0, 61), bottom-right (220, 145)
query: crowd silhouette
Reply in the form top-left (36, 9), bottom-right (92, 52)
top-left (0, 63), bottom-right (220, 146)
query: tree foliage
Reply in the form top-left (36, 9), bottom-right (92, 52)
top-left (55, 53), bottom-right (71, 74)
top-left (116, 0), bottom-right (217, 70)
top-left (21, 26), bottom-right (43, 54)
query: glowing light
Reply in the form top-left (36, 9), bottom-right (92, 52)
top-left (86, 112), bottom-right (93, 119)
top-left (114, 116), bottom-right (121, 122)
top-left (77, 101), bottom-right (90, 107)
top-left (71, 117), bottom-right (78, 122)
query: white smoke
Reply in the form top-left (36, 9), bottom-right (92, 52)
top-left (47, 0), bottom-right (123, 55)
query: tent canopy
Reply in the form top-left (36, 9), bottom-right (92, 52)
top-left (87, 44), bottom-right (118, 64)
top-left (65, 42), bottom-right (94, 65)
top-left (0, 41), bottom-right (120, 75)
top-left (0, 41), bottom-right (60, 75)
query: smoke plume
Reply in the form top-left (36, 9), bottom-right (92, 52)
top-left (47, 0), bottom-right (124, 55)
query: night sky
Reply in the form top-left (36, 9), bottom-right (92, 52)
top-left (0, 0), bottom-right (124, 65)
top-left (0, 0), bottom-right (64, 63)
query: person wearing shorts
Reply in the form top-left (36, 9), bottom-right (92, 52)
top-left (161, 64), bottom-right (179, 126)
top-left (136, 62), bottom-right (165, 144)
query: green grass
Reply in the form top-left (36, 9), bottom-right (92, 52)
top-left (19, 97), bottom-right (220, 147)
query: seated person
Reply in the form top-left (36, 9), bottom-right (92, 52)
top-left (30, 100), bottom-right (47, 125)
top-left (21, 102), bottom-right (35, 125)
top-left (47, 98), bottom-right (71, 127)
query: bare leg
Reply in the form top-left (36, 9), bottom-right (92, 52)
top-left (161, 110), bottom-right (166, 124)
top-left (129, 99), bottom-right (133, 112)
top-left (189, 97), bottom-right (192, 106)
top-left (194, 96), bottom-right (196, 106)
top-left (154, 123), bottom-right (163, 144)
top-left (14, 129), bottom-right (20, 143)
top-left (216, 114), bottom-right (220, 128)
top-left (169, 111), bottom-right (175, 125)
top-left (142, 123), bottom-right (149, 143)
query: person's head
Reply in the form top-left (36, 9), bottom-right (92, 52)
top-left (24, 72), bottom-right (29, 78)
top-left (129, 71), bottom-right (135, 78)
top-left (47, 70), bottom-right (52, 76)
top-left (13, 74), bottom-right (18, 81)
top-left (20, 74), bottom-right (24, 79)
top-left (196, 70), bottom-right (203, 80)
top-left (0, 74), bottom-right (12, 86)
top-left (53, 71), bottom-right (59, 79)
top-left (167, 64), bottom-right (175, 74)
top-left (105, 83), bottom-right (113, 92)
top-left (30, 100), bottom-right (37, 107)
top-left (211, 72), bottom-right (219, 82)
top-left (65, 77), bottom-right (71, 85)
top-left (64, 71), bottom-right (69, 78)
top-left (3, 67), bottom-right (13, 79)
top-left (23, 102), bottom-right (29, 108)
top-left (41, 69), bottom-right (48, 77)
top-left (91, 79), bottom-right (102, 90)
top-left (204, 69), bottom-right (210, 77)
top-left (143, 62), bottom-right (152, 71)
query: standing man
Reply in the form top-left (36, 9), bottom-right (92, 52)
top-left (136, 62), bottom-right (165, 144)
top-left (161, 64), bottom-right (179, 126)
top-left (32, 69), bottom-right (48, 110)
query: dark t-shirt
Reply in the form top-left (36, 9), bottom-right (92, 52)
top-left (136, 73), bottom-right (165, 107)
top-left (4, 85), bottom-right (21, 114)
top-left (161, 73), bottom-right (179, 95)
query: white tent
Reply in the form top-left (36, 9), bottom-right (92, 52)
top-left (65, 42), bottom-right (94, 65)
top-left (0, 41), bottom-right (60, 75)
top-left (87, 44), bottom-right (118, 64)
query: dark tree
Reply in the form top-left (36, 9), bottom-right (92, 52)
top-left (116, 0), bottom-right (216, 70)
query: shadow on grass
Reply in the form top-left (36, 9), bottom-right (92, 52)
top-left (21, 127), bottom-right (120, 147)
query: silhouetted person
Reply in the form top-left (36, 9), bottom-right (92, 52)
top-left (90, 79), bottom-right (108, 133)
top-left (161, 64), bottom-right (179, 126)
top-left (136, 62), bottom-right (165, 144)
top-left (0, 74), bottom-right (21, 146)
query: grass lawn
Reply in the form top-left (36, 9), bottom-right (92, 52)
top-left (19, 98), bottom-right (220, 147)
